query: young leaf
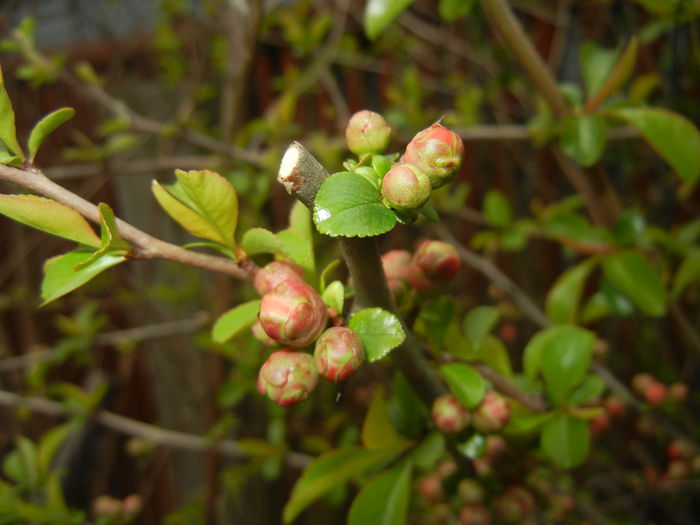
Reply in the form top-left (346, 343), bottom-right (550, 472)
top-left (463, 305), bottom-right (501, 351)
top-left (439, 0), bottom-right (475, 21)
top-left (212, 299), bottom-right (262, 343)
top-left (601, 250), bottom-right (666, 316)
top-left (611, 107), bottom-right (700, 185)
top-left (314, 172), bottom-right (396, 238)
top-left (27, 107), bottom-right (75, 162)
top-left (277, 230), bottom-right (314, 274)
top-left (483, 190), bottom-right (512, 227)
top-left (283, 446), bottom-right (400, 524)
top-left (0, 195), bottom-right (100, 247)
top-left (362, 387), bottom-right (411, 450)
top-left (545, 259), bottom-right (597, 324)
top-left (321, 280), bottom-right (344, 314)
top-left (560, 114), bottom-right (606, 167)
top-left (478, 336), bottom-right (514, 378)
top-left (348, 462), bottom-right (412, 525)
top-left (74, 203), bottom-right (131, 270)
top-left (540, 326), bottom-right (596, 406)
top-left (672, 249), bottom-right (700, 297)
top-left (580, 41), bottom-right (620, 99)
top-left (456, 433), bottom-right (487, 459)
top-left (41, 250), bottom-right (127, 305)
top-left (584, 38), bottom-right (638, 112)
top-left (364, 0), bottom-right (415, 40)
top-left (0, 82), bottom-right (23, 158)
top-left (348, 307), bottom-right (405, 362)
top-left (241, 227), bottom-right (284, 256)
top-left (566, 374), bottom-right (606, 406)
top-left (439, 362), bottom-right (486, 409)
top-left (540, 414), bottom-right (590, 469)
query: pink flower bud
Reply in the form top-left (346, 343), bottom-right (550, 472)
top-left (345, 110), bottom-right (392, 155)
top-left (313, 327), bottom-right (365, 382)
top-left (644, 381), bottom-right (667, 406)
top-left (495, 486), bottom-right (535, 523)
top-left (401, 122), bottom-right (464, 189)
top-left (409, 240), bottom-right (461, 295)
top-left (431, 394), bottom-right (470, 433)
top-left (251, 320), bottom-right (278, 346)
top-left (473, 391), bottom-right (510, 433)
top-left (381, 163), bottom-right (431, 211)
top-left (417, 475), bottom-right (444, 504)
top-left (459, 504), bottom-right (492, 525)
top-left (381, 249), bottom-right (413, 281)
top-left (631, 372), bottom-right (654, 395)
top-left (458, 478), bottom-right (485, 504)
top-left (604, 396), bottom-right (625, 417)
top-left (254, 261), bottom-right (306, 296)
top-left (259, 280), bottom-right (328, 347)
top-left (257, 349), bottom-right (318, 406)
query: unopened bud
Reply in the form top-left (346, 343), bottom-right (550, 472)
top-left (254, 261), bottom-right (306, 296)
top-left (257, 349), bottom-right (319, 406)
top-left (252, 319), bottom-right (278, 346)
top-left (495, 486), bottom-right (535, 523)
top-left (381, 249), bottom-right (413, 281)
top-left (314, 327), bottom-right (365, 382)
top-left (401, 122), bottom-right (464, 189)
top-left (345, 110), bottom-right (392, 155)
top-left (122, 494), bottom-right (143, 517)
top-left (458, 478), bottom-right (485, 504)
top-left (631, 372), bottom-right (654, 395)
top-left (409, 240), bottom-right (461, 295)
top-left (644, 381), bottom-right (667, 406)
top-left (459, 504), bottom-right (492, 525)
top-left (432, 394), bottom-right (470, 433)
top-left (668, 382), bottom-right (688, 403)
top-left (381, 163), bottom-right (431, 211)
top-left (473, 391), bottom-right (510, 433)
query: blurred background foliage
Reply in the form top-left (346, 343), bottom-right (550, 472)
top-left (0, 0), bottom-right (699, 523)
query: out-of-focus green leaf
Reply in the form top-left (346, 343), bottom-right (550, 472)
top-left (364, 0), bottom-right (415, 40)
top-left (483, 190), bottom-right (512, 227)
top-left (566, 374), bottom-right (606, 406)
top-left (440, 362), bottom-right (486, 409)
top-left (212, 299), bottom-right (261, 343)
top-left (540, 326), bottom-right (596, 405)
top-left (541, 415), bottom-right (590, 469)
top-left (673, 249), bottom-right (700, 297)
top-left (28, 107), bottom-right (75, 162)
top-left (348, 462), bottom-right (412, 525)
top-left (545, 259), bottom-right (596, 324)
top-left (463, 306), bottom-right (501, 351)
top-left (580, 41), bottom-right (620, 99)
top-left (560, 114), bottom-right (606, 167)
top-left (0, 78), bottom-right (23, 158)
top-left (584, 39), bottom-right (637, 111)
top-left (362, 387), bottom-right (411, 450)
top-left (601, 250), bottom-right (666, 316)
top-left (439, 0), bottom-right (475, 21)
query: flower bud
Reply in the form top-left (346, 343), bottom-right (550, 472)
top-left (409, 240), bottom-right (461, 295)
top-left (252, 320), bottom-right (278, 346)
top-left (381, 249), bottom-right (413, 281)
top-left (458, 478), bottom-right (485, 504)
top-left (314, 327), bottom-right (365, 382)
top-left (417, 475), bottom-right (444, 504)
top-left (473, 391), bottom-right (510, 433)
top-left (345, 110), bottom-right (392, 155)
top-left (644, 381), bottom-right (667, 406)
top-left (631, 372), bottom-right (654, 395)
top-left (259, 280), bottom-right (328, 347)
top-left (604, 396), bottom-right (625, 417)
top-left (401, 122), bottom-right (464, 189)
top-left (432, 394), bottom-right (470, 433)
top-left (665, 459), bottom-right (690, 480)
top-left (122, 494), bottom-right (143, 517)
top-left (495, 486), bottom-right (535, 523)
top-left (459, 504), bottom-right (492, 525)
top-left (254, 261), bottom-right (306, 296)
top-left (381, 163), bottom-right (431, 211)
top-left (668, 382), bottom-right (688, 403)
top-left (92, 495), bottom-right (122, 518)
top-left (668, 439), bottom-right (695, 460)
top-left (257, 349), bottom-right (318, 406)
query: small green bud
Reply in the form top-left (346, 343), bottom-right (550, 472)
top-left (345, 110), bottom-right (392, 155)
top-left (381, 163), bottom-right (431, 211)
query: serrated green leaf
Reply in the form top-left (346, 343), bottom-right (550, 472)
top-left (673, 249), bottom-right (700, 297)
top-left (348, 307), bottom-right (405, 362)
top-left (212, 299), bottom-right (261, 343)
top-left (560, 114), bottom-right (606, 167)
top-left (0, 194), bottom-right (100, 247)
top-left (362, 387), bottom-right (411, 450)
top-left (314, 172), bottom-right (396, 237)
top-left (541, 415), bottom-right (590, 469)
top-left (483, 190), bottom-right (512, 227)
top-left (41, 250), bottom-right (126, 305)
top-left (0, 82), bottom-right (23, 158)
top-left (601, 250), bottom-right (666, 316)
top-left (348, 462), bottom-right (412, 525)
top-left (545, 259), bottom-right (596, 324)
top-left (463, 305), bottom-right (501, 351)
top-left (321, 280), bottom-right (344, 314)
top-left (439, 0), bottom-right (475, 21)
top-left (440, 362), bottom-right (486, 409)
top-left (540, 326), bottom-right (596, 406)
top-left (611, 107), bottom-right (700, 185)
top-left (28, 107), bottom-right (75, 162)
top-left (364, 0), bottom-right (415, 40)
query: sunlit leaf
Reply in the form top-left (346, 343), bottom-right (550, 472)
top-left (348, 307), bottom-right (405, 362)
top-left (364, 0), bottom-right (415, 40)
top-left (28, 107), bottom-right (75, 162)
top-left (212, 299), bottom-right (261, 343)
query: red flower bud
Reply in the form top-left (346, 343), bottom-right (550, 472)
top-left (459, 504), bottom-right (492, 525)
top-left (251, 320), bottom-right (278, 346)
top-left (644, 381), bottom-right (667, 406)
top-left (668, 439), bottom-right (695, 460)
top-left (381, 249), bottom-right (413, 281)
top-left (631, 372), bottom-right (654, 395)
top-left (254, 261), bottom-right (306, 296)
top-left (314, 327), bottom-right (365, 382)
top-left (431, 394), bottom-right (470, 433)
top-left (401, 122), bottom-right (464, 189)
top-left (257, 349), bottom-right (318, 406)
top-left (417, 475), bottom-right (444, 504)
top-left (409, 240), bottom-right (461, 295)
top-left (259, 280), bottom-right (328, 347)
top-left (495, 486), bottom-right (535, 523)
top-left (473, 391), bottom-right (510, 433)
top-left (345, 110), bottom-right (392, 155)
top-left (604, 396), bottom-right (625, 417)
top-left (381, 163), bottom-right (431, 211)
top-left (458, 478), bottom-right (485, 504)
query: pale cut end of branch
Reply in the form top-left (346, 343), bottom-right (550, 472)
top-left (278, 141), bottom-right (329, 209)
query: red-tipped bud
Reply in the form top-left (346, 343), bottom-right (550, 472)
top-left (259, 280), bottom-right (328, 347)
top-left (668, 439), bottom-right (695, 460)
top-left (345, 110), bottom-right (391, 155)
top-left (381, 163), bottom-right (431, 211)
top-left (590, 411), bottom-right (611, 436)
top-left (459, 504), bottom-right (492, 525)
top-left (604, 396), bottom-right (625, 417)
top-left (668, 382), bottom-right (688, 403)
top-left (473, 457), bottom-right (492, 477)
top-left (251, 320), bottom-right (278, 346)
top-left (644, 381), bottom-right (667, 406)
top-left (401, 122), bottom-right (464, 189)
top-left (485, 435), bottom-right (508, 459)
top-left (631, 372), bottom-right (654, 395)
top-left (495, 486), bottom-right (535, 523)
top-left (409, 240), bottom-right (461, 295)
top-left (314, 327), bottom-right (365, 382)
top-left (473, 391), bottom-right (510, 433)
top-left (254, 261), bottom-right (305, 296)
top-left (458, 478), bottom-right (485, 504)
top-left (381, 249), bottom-right (413, 281)
top-left (257, 349), bottom-right (318, 406)
top-left (432, 394), bottom-right (470, 433)
top-left (417, 475), bottom-right (444, 504)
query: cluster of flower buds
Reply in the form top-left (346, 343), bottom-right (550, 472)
top-left (431, 390), bottom-right (511, 437)
top-left (253, 261), bottom-right (366, 406)
top-left (631, 372), bottom-right (687, 406)
top-left (431, 394), bottom-right (470, 433)
top-left (472, 391), bottom-right (511, 433)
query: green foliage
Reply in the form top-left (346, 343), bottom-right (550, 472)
top-left (439, 363), bottom-right (486, 409)
top-left (540, 415), bottom-right (590, 469)
top-left (362, 388), bottom-right (412, 450)
top-left (601, 250), bottom-right (667, 316)
top-left (348, 308), bottom-right (405, 362)
top-left (483, 190), bottom-right (512, 227)
top-left (545, 259), bottom-right (596, 324)
top-left (212, 299), bottom-right (261, 343)
top-left (364, 0), bottom-right (415, 40)
top-left (0, 71), bottom-right (23, 159)
top-left (560, 114), bottom-right (606, 167)
top-left (27, 107), bottom-right (75, 163)
top-left (463, 306), bottom-right (501, 352)
top-left (347, 462), bottom-right (412, 525)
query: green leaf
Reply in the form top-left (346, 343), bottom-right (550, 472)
top-left (560, 114), bottom-right (606, 167)
top-left (152, 169), bottom-right (238, 248)
top-left (348, 462), bottom-right (412, 525)
top-left (314, 172), bottom-right (396, 238)
top-left (349, 308), bottom-right (405, 362)
top-left (580, 41), bottom-right (620, 99)
top-left (41, 249), bottom-right (126, 305)
top-left (319, 259), bottom-right (341, 292)
top-left (541, 415), bottom-right (590, 469)
top-left (277, 230), bottom-right (314, 274)
top-left (407, 432), bottom-right (445, 469)
top-left (673, 249), bottom-right (700, 297)
top-left (601, 250), bottom-right (666, 316)
top-left (540, 326), bottom-right (596, 406)
top-left (566, 374), bottom-right (606, 406)
top-left (545, 259), bottom-right (596, 324)
top-left (387, 372), bottom-right (429, 438)
top-left (439, 0), bottom-right (475, 21)
top-left (463, 306), bottom-right (501, 351)
top-left (611, 107), bottom-right (700, 185)
top-left (364, 0), bottom-right (415, 40)
top-left (242, 228), bottom-right (284, 256)
top-left (0, 82), bottom-right (23, 158)
top-left (439, 363), bottom-right (486, 409)
top-left (27, 107), bottom-right (75, 162)
top-left (38, 423), bottom-right (75, 476)
top-left (362, 387), bottom-right (411, 450)
top-left (321, 280), bottom-right (344, 314)
top-left (371, 154), bottom-right (392, 177)
top-left (584, 38), bottom-right (638, 111)
top-left (283, 446), bottom-right (400, 523)
top-left (74, 203), bottom-right (131, 270)
top-left (456, 433), bottom-right (486, 459)
top-left (505, 412), bottom-right (554, 435)
top-left (212, 299), bottom-right (261, 343)
top-left (0, 195), bottom-right (100, 247)
top-left (416, 297), bottom-right (456, 350)
top-left (483, 190), bottom-right (512, 227)
top-left (478, 336), bottom-right (514, 378)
